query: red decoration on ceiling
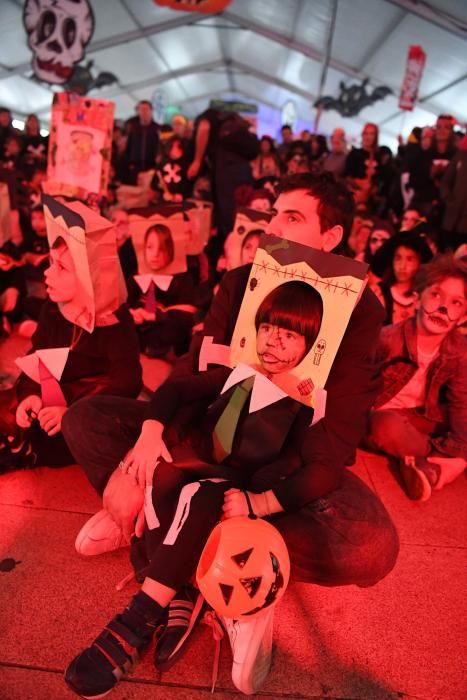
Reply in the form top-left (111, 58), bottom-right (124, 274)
top-left (399, 46), bottom-right (427, 112)
top-left (154, 0), bottom-right (232, 13)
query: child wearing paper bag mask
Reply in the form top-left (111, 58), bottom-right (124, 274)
top-left (64, 281), bottom-right (324, 698)
top-left (128, 224), bottom-right (202, 360)
top-left (0, 199), bottom-right (143, 474)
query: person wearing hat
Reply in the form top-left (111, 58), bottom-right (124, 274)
top-left (370, 231), bottom-right (433, 324)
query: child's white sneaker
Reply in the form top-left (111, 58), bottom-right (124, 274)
top-left (220, 608), bottom-right (274, 695)
top-left (75, 509), bottom-right (128, 556)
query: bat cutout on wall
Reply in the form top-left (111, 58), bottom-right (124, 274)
top-left (314, 79), bottom-right (393, 118)
top-left (63, 60), bottom-right (118, 96)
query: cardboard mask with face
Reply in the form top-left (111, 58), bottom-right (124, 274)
top-left (201, 234), bottom-right (368, 422)
top-left (130, 205), bottom-right (188, 277)
top-left (42, 194), bottom-right (127, 332)
top-left (23, 0), bottom-right (95, 85)
top-left (225, 207), bottom-right (272, 271)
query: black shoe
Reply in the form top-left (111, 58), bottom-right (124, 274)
top-left (0, 437), bottom-right (36, 474)
top-left (154, 583), bottom-right (205, 671)
top-left (65, 595), bottom-right (161, 698)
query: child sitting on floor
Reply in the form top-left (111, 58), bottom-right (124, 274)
top-left (128, 222), bottom-right (203, 359)
top-left (65, 281), bottom-right (325, 697)
top-left (365, 253), bottom-right (467, 501)
top-left (0, 197), bottom-right (142, 473)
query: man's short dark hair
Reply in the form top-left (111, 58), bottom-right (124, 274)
top-left (278, 172), bottom-right (355, 242)
top-left (138, 100), bottom-right (152, 109)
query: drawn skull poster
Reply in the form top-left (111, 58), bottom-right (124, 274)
top-left (23, 0), bottom-right (95, 85)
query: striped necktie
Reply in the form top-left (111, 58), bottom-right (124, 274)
top-left (212, 376), bottom-right (254, 463)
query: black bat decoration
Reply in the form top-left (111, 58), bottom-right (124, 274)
top-left (63, 60), bottom-right (118, 96)
top-left (314, 79), bottom-right (393, 118)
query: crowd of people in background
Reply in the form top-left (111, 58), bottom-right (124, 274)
top-left (0, 96), bottom-right (466, 697)
top-left (0, 99), bottom-right (466, 479)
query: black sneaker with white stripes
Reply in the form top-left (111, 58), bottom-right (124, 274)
top-left (154, 583), bottom-right (205, 671)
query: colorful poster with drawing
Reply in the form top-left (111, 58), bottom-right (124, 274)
top-left (47, 92), bottom-right (114, 198)
top-left (225, 233), bottom-right (368, 409)
top-left (130, 204), bottom-right (188, 277)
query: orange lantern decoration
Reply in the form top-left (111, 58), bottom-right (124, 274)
top-left (196, 516), bottom-right (290, 619)
top-left (154, 0), bottom-right (232, 13)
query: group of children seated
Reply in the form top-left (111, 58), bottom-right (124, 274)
top-left (0, 170), bottom-right (466, 698)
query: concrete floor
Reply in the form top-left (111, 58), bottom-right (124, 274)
top-left (1, 333), bottom-right (466, 700)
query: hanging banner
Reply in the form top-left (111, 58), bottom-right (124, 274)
top-left (23, 0), bottom-right (95, 85)
top-left (399, 46), bottom-right (427, 112)
top-left (154, 0), bottom-right (232, 13)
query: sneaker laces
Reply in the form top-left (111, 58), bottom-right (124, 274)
top-left (201, 608), bottom-right (224, 693)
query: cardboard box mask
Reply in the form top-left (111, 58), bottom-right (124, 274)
top-left (42, 194), bottom-right (127, 333)
top-left (130, 205), bottom-right (188, 277)
top-left (225, 207), bottom-right (272, 270)
top-left (201, 234), bottom-right (368, 418)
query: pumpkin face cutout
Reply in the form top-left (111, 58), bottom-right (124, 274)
top-left (196, 516), bottom-right (290, 619)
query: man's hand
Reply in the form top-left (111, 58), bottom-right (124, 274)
top-left (103, 467), bottom-right (145, 542)
top-left (120, 420), bottom-right (172, 488)
top-left (187, 159), bottom-right (201, 180)
top-left (1, 287), bottom-right (19, 312)
top-left (38, 405), bottom-right (68, 436)
top-left (16, 395), bottom-right (43, 428)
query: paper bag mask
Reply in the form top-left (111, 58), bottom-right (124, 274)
top-left (184, 200), bottom-right (213, 255)
top-left (201, 234), bottom-right (368, 419)
top-left (42, 194), bottom-right (127, 333)
top-left (130, 205), bottom-right (188, 276)
top-left (225, 207), bottom-right (272, 270)
top-left (47, 92), bottom-right (114, 198)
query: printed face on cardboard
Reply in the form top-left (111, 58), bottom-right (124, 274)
top-left (131, 205), bottom-right (188, 276)
top-left (226, 207), bottom-right (272, 271)
top-left (229, 234), bottom-right (368, 407)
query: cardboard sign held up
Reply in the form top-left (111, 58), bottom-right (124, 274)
top-left (227, 234), bottom-right (368, 409)
top-left (42, 195), bottom-right (127, 333)
top-left (225, 207), bottom-right (272, 271)
top-left (47, 92), bottom-right (114, 199)
top-left (184, 200), bottom-right (213, 255)
top-left (130, 205), bottom-right (188, 276)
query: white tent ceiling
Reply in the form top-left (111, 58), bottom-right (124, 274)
top-left (1, 0), bottom-right (466, 150)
